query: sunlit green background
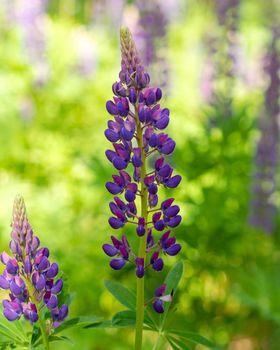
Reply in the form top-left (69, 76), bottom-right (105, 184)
top-left (0, 0), bottom-right (279, 349)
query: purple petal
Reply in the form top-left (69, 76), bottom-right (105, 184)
top-left (136, 266), bottom-right (145, 278)
top-left (46, 263), bottom-right (59, 279)
top-left (106, 182), bottom-right (122, 195)
top-left (112, 157), bottom-right (127, 170)
top-left (161, 198), bottom-right (175, 210)
top-left (152, 258), bottom-right (164, 271)
top-left (125, 190), bottom-right (136, 202)
top-left (105, 150), bottom-right (116, 162)
top-left (160, 140), bottom-right (176, 155)
top-left (165, 244), bottom-right (181, 256)
top-left (3, 308), bottom-right (21, 321)
top-left (51, 279), bottom-right (63, 294)
top-left (158, 164), bottom-right (173, 178)
top-left (106, 100), bottom-right (118, 115)
top-left (46, 295), bottom-right (58, 309)
top-left (35, 274), bottom-right (46, 290)
top-left (154, 284), bottom-right (167, 297)
top-left (149, 194), bottom-right (158, 207)
top-left (1, 252), bottom-right (11, 265)
top-left (0, 275), bottom-right (10, 289)
top-left (155, 115), bottom-right (169, 130)
top-left (153, 300), bottom-right (164, 313)
top-left (165, 175), bottom-right (182, 189)
top-left (154, 220), bottom-right (165, 231)
top-left (129, 87), bottom-right (137, 103)
top-left (148, 183), bottom-right (158, 195)
top-left (6, 259), bottom-right (18, 275)
top-left (167, 215), bottom-right (182, 228)
top-left (132, 155), bottom-right (142, 168)
top-left (10, 280), bottom-right (24, 296)
top-left (152, 212), bottom-right (161, 223)
top-left (149, 133), bottom-right (158, 147)
top-left (108, 217), bottom-right (125, 229)
top-left (24, 256), bottom-right (32, 274)
top-left (37, 256), bottom-right (50, 272)
top-left (58, 304), bottom-right (69, 321)
top-left (164, 205), bottom-right (180, 218)
top-left (136, 226), bottom-right (145, 236)
top-left (102, 244), bottom-right (118, 257)
top-left (105, 129), bottom-right (120, 142)
top-left (110, 259), bottom-right (126, 270)
top-left (121, 127), bottom-right (134, 141)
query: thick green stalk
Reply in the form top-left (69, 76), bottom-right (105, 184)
top-left (134, 101), bottom-right (148, 350)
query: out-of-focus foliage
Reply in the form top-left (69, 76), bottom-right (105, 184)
top-left (0, 0), bottom-right (279, 349)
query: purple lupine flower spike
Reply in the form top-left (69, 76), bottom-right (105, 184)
top-left (103, 27), bottom-right (182, 315)
top-left (0, 195), bottom-right (68, 328)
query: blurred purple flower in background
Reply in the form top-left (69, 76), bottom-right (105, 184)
top-left (249, 27), bottom-right (280, 234)
top-left (133, 0), bottom-right (170, 91)
top-left (92, 0), bottom-right (124, 29)
top-left (13, 0), bottom-right (49, 86)
top-left (73, 28), bottom-right (98, 78)
top-left (200, 0), bottom-right (242, 106)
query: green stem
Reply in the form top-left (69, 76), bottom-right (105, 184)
top-left (25, 278), bottom-right (50, 350)
top-left (153, 334), bottom-right (165, 350)
top-left (134, 100), bottom-right (148, 350)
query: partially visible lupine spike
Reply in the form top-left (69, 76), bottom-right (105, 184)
top-left (249, 26), bottom-right (280, 233)
top-left (0, 195), bottom-right (68, 330)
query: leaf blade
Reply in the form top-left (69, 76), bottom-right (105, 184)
top-left (169, 330), bottom-right (217, 349)
top-left (104, 280), bottom-right (136, 310)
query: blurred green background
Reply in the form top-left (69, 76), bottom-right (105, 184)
top-left (0, 0), bottom-right (279, 349)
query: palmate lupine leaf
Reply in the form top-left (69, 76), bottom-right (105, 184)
top-left (104, 280), bottom-right (157, 330)
top-left (112, 310), bottom-right (136, 327)
top-left (168, 330), bottom-right (218, 349)
top-left (166, 335), bottom-right (192, 350)
top-left (52, 315), bottom-right (103, 335)
top-left (104, 279), bottom-right (136, 310)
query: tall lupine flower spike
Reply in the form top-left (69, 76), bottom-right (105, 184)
top-left (0, 195), bottom-right (68, 349)
top-left (103, 27), bottom-right (182, 350)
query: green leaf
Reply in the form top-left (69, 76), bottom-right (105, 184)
top-left (166, 335), bottom-right (192, 350)
top-left (161, 261), bottom-right (184, 327)
top-left (49, 335), bottom-right (73, 344)
top-left (0, 324), bottom-right (23, 343)
top-left (167, 336), bottom-right (181, 350)
top-left (104, 280), bottom-right (136, 310)
top-left (169, 330), bottom-right (217, 348)
top-left (164, 261), bottom-right (184, 295)
top-left (83, 320), bottom-right (113, 329)
top-left (31, 325), bottom-right (40, 345)
top-left (53, 316), bottom-right (103, 335)
top-left (112, 310), bottom-right (135, 327)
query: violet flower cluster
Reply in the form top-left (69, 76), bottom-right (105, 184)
top-left (249, 27), bottom-right (280, 234)
top-left (135, 0), bottom-right (170, 90)
top-left (102, 28), bottom-right (181, 313)
top-left (0, 195), bottom-right (68, 327)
